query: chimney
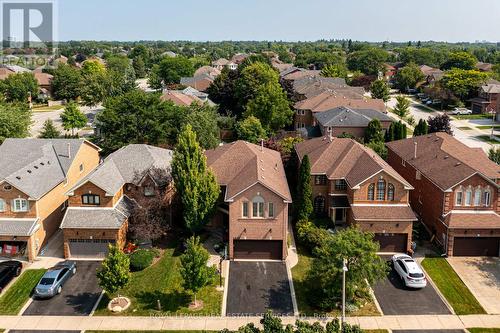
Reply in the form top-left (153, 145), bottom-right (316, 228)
top-left (260, 139), bottom-right (264, 152)
top-left (328, 127), bottom-right (333, 142)
top-left (67, 143), bottom-right (71, 159)
top-left (413, 142), bottom-right (417, 159)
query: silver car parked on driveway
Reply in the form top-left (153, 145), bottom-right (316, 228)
top-left (34, 261), bottom-right (77, 298)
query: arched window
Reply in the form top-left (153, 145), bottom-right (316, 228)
top-left (252, 195), bottom-right (264, 218)
top-left (455, 187), bottom-right (463, 206)
top-left (12, 198), bottom-right (28, 212)
top-left (377, 179), bottom-right (386, 201)
top-left (484, 188), bottom-right (491, 207)
top-left (465, 188), bottom-right (472, 206)
top-left (387, 184), bottom-right (395, 201)
top-left (314, 196), bottom-right (326, 215)
top-left (0, 199), bottom-right (5, 212)
top-left (367, 184), bottom-right (375, 200)
top-left (474, 187), bottom-right (482, 206)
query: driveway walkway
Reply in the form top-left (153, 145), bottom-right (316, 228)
top-left (447, 257), bottom-right (500, 314)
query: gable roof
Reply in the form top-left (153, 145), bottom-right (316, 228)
top-left (180, 74), bottom-right (214, 92)
top-left (0, 139), bottom-right (99, 200)
top-left (481, 83), bottom-right (500, 94)
top-left (419, 65), bottom-right (443, 76)
top-left (295, 92), bottom-right (386, 113)
top-left (282, 69), bottom-right (321, 81)
top-left (386, 132), bottom-right (500, 191)
top-left (160, 90), bottom-right (203, 106)
top-left (68, 144), bottom-right (173, 196)
top-left (212, 58), bottom-right (229, 66)
top-left (314, 107), bottom-right (392, 128)
top-left (205, 141), bottom-right (292, 202)
top-left (295, 136), bottom-right (412, 189)
top-left (194, 65), bottom-right (221, 78)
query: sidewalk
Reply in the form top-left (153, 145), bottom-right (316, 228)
top-left (0, 314), bottom-right (499, 331)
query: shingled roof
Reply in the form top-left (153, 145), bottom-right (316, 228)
top-left (68, 144), bottom-right (173, 196)
top-left (205, 141), bottom-right (292, 202)
top-left (314, 106), bottom-right (392, 128)
top-left (0, 139), bottom-right (99, 200)
top-left (295, 136), bottom-right (412, 189)
top-left (295, 92), bottom-right (386, 113)
top-left (386, 132), bottom-right (500, 191)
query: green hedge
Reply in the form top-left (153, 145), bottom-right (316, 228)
top-left (129, 249), bottom-right (155, 271)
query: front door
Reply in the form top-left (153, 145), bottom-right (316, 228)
top-left (334, 208), bottom-right (346, 223)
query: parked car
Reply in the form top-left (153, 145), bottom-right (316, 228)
top-left (451, 107), bottom-right (472, 115)
top-left (0, 260), bottom-right (22, 293)
top-left (391, 253), bottom-right (427, 288)
top-left (34, 261), bottom-right (76, 298)
top-left (417, 93), bottom-right (427, 100)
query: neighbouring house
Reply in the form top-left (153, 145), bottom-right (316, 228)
top-left (0, 139), bottom-right (101, 261)
top-left (206, 141), bottom-right (292, 260)
top-left (419, 65), bottom-right (444, 84)
top-left (476, 62), bottom-right (493, 72)
top-left (386, 133), bottom-right (500, 256)
top-left (61, 144), bottom-right (173, 259)
top-left (313, 106), bottom-right (393, 139)
top-left (194, 65), bottom-right (221, 78)
top-left (180, 73), bottom-right (215, 92)
top-left (212, 58), bottom-right (237, 71)
top-left (230, 53), bottom-right (249, 64)
top-left (162, 51), bottom-right (177, 58)
top-left (182, 86), bottom-right (215, 105)
top-left (469, 80), bottom-right (500, 114)
top-left (33, 72), bottom-right (53, 97)
top-left (160, 89), bottom-right (203, 106)
top-left (295, 136), bottom-right (416, 253)
top-left (0, 66), bottom-right (15, 80)
top-left (294, 92), bottom-right (386, 130)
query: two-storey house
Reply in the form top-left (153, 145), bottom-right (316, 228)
top-left (470, 80), bottom-right (500, 114)
top-left (387, 133), bottom-right (500, 256)
top-left (0, 139), bottom-right (100, 261)
top-left (295, 136), bottom-right (416, 253)
top-left (206, 141), bottom-right (292, 260)
top-left (61, 144), bottom-right (173, 258)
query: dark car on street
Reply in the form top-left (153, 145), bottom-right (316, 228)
top-left (0, 260), bottom-right (23, 293)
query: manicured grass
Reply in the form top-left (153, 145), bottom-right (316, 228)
top-left (85, 331), bottom-right (219, 333)
top-left (94, 247), bottom-right (222, 316)
top-left (458, 126), bottom-right (473, 130)
top-left (476, 125), bottom-right (500, 130)
top-left (452, 114), bottom-right (493, 120)
top-left (421, 258), bottom-right (486, 315)
top-left (467, 329), bottom-right (500, 333)
top-left (476, 135), bottom-right (500, 144)
top-left (291, 245), bottom-right (380, 316)
top-left (32, 105), bottom-right (63, 112)
top-left (0, 269), bottom-right (46, 315)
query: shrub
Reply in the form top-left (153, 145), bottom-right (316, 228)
top-left (129, 249), bottom-right (154, 271)
top-left (296, 219), bottom-right (332, 252)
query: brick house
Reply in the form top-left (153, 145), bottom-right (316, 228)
top-left (386, 133), bottom-right (500, 256)
top-left (61, 144), bottom-right (173, 259)
top-left (470, 80), bottom-right (500, 114)
top-left (295, 136), bottom-right (416, 253)
top-left (206, 141), bottom-right (292, 260)
top-left (0, 139), bottom-right (100, 261)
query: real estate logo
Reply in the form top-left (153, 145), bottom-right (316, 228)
top-left (1, 0), bottom-right (56, 50)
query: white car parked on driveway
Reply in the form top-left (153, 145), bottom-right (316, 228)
top-left (451, 107), bottom-right (472, 115)
top-left (391, 253), bottom-right (427, 288)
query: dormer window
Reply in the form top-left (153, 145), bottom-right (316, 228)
top-left (12, 198), bottom-right (28, 212)
top-left (82, 194), bottom-right (100, 205)
top-left (144, 186), bottom-right (155, 197)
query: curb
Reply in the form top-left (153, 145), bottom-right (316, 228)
top-left (286, 260), bottom-right (299, 316)
top-left (90, 289), bottom-right (105, 316)
top-left (221, 260), bottom-right (230, 316)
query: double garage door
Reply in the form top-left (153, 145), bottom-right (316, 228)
top-left (233, 240), bottom-right (283, 260)
top-left (453, 237), bottom-right (500, 256)
top-left (374, 233), bottom-right (407, 253)
top-left (68, 239), bottom-right (115, 259)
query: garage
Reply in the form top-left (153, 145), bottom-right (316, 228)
top-left (233, 240), bottom-right (283, 260)
top-left (68, 239), bottom-right (115, 259)
top-left (453, 237), bottom-right (500, 256)
top-left (374, 233), bottom-right (407, 253)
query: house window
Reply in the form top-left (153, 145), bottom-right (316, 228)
top-left (484, 190), bottom-right (491, 206)
top-left (144, 186), bottom-right (155, 197)
top-left (401, 159), bottom-right (406, 167)
top-left (252, 196), bottom-right (264, 218)
top-left (368, 184), bottom-right (375, 200)
top-left (335, 179), bottom-right (347, 191)
top-left (61, 200), bottom-right (68, 211)
top-left (12, 198), bottom-right (28, 212)
top-left (79, 164), bottom-right (84, 173)
top-left (465, 189), bottom-right (472, 206)
top-left (474, 188), bottom-right (482, 206)
top-left (314, 196), bottom-right (326, 214)
top-left (377, 179), bottom-right (386, 201)
top-left (415, 170), bottom-right (421, 180)
top-left (0, 199), bottom-right (5, 212)
top-left (455, 189), bottom-right (463, 206)
top-left (268, 202), bottom-right (274, 218)
top-left (297, 110), bottom-right (305, 115)
top-left (3, 184), bottom-right (12, 191)
top-left (82, 194), bottom-right (100, 205)
top-left (387, 183), bottom-right (395, 201)
top-left (242, 201), bottom-right (249, 217)
top-left (315, 175), bottom-right (327, 185)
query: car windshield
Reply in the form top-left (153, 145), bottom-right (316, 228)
top-left (39, 278), bottom-right (55, 285)
top-left (409, 272), bottom-right (424, 278)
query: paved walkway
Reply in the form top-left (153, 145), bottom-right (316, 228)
top-left (0, 314), bottom-right (499, 331)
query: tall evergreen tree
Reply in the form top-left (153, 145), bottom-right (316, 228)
top-left (365, 118), bottom-right (384, 143)
top-left (38, 119), bottom-right (61, 138)
top-left (132, 56), bottom-right (146, 78)
top-left (413, 119), bottom-right (429, 136)
top-left (172, 125), bottom-right (220, 233)
top-left (296, 155), bottom-right (313, 221)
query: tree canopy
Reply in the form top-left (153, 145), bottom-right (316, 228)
top-left (394, 63), bottom-right (425, 91)
top-left (347, 48), bottom-right (388, 75)
top-left (157, 56), bottom-right (195, 85)
top-left (235, 115), bottom-right (267, 143)
top-left (370, 79), bottom-right (390, 102)
top-left (440, 69), bottom-right (488, 100)
top-left (0, 103), bottom-right (31, 143)
top-left (60, 101), bottom-right (87, 136)
top-left (0, 72), bottom-right (39, 102)
top-left (441, 51), bottom-right (477, 70)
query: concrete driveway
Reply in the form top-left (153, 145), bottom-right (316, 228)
top-left (226, 261), bottom-right (294, 316)
top-left (23, 261), bottom-right (102, 316)
top-left (447, 257), bottom-right (500, 314)
top-left (373, 263), bottom-right (451, 315)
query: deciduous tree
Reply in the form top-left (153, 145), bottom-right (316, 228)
top-left (236, 116), bottom-right (267, 143)
top-left (394, 63), bottom-right (425, 91)
top-left (488, 147), bottom-right (500, 165)
top-left (441, 51), bottom-right (477, 70)
top-left (157, 56), bottom-right (194, 85)
top-left (0, 103), bottom-right (31, 143)
top-left (428, 114), bottom-right (453, 135)
top-left (0, 72), bottom-right (39, 102)
top-left (370, 79), bottom-right (390, 102)
top-left (96, 244), bottom-right (130, 295)
top-left (60, 101), bottom-right (87, 136)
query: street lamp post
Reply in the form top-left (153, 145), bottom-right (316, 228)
top-left (341, 258), bottom-right (348, 330)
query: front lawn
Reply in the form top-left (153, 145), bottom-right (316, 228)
top-left (94, 246), bottom-right (222, 316)
top-left (467, 329), bottom-right (500, 333)
top-left (476, 135), bottom-right (500, 144)
top-left (451, 114), bottom-right (493, 120)
top-left (32, 105), bottom-right (64, 112)
top-left (421, 258), bottom-right (486, 315)
top-left (476, 125), bottom-right (500, 130)
top-left (291, 246), bottom-right (380, 316)
top-left (0, 269), bottom-right (46, 315)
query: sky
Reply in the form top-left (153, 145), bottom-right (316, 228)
top-left (57, 0), bottom-right (500, 42)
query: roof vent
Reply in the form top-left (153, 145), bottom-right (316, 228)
top-left (444, 155), bottom-right (449, 159)
top-left (16, 176), bottom-right (21, 180)
top-left (34, 165), bottom-right (38, 169)
top-left (40, 162), bottom-right (44, 165)
top-left (27, 170), bottom-right (31, 173)
top-left (455, 162), bottom-right (462, 166)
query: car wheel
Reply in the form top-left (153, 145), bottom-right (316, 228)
top-left (15, 267), bottom-right (21, 276)
top-left (72, 267), bottom-right (76, 275)
top-left (57, 286), bottom-right (62, 294)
